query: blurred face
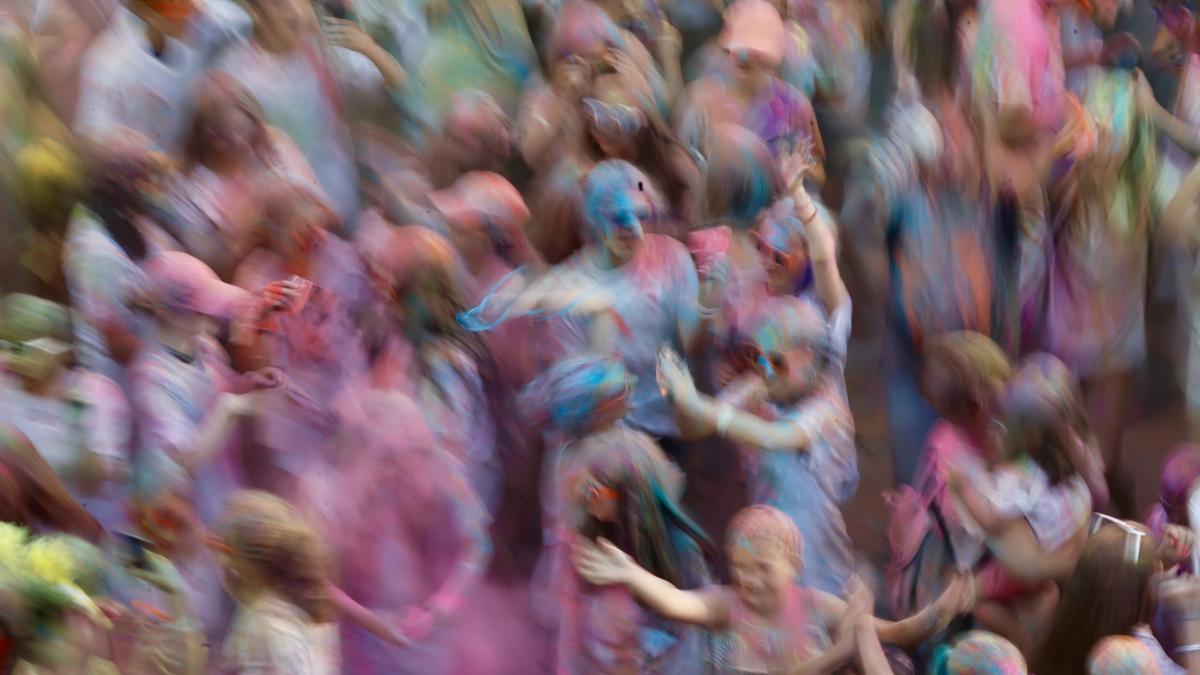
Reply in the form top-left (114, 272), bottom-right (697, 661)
top-left (443, 112), bottom-right (512, 175)
top-left (752, 339), bottom-right (820, 402)
top-left (267, 195), bottom-right (333, 262)
top-left (249, 0), bottom-right (308, 44)
top-left (724, 46), bottom-right (774, 91)
top-left (596, 184), bottom-right (652, 266)
top-left (579, 473), bottom-right (620, 523)
top-left (729, 542), bottom-right (797, 617)
top-left (139, 495), bottom-right (201, 555)
top-left (753, 222), bottom-right (807, 296)
top-left (1154, 27), bottom-right (1189, 72)
top-left (204, 103), bottom-right (259, 165)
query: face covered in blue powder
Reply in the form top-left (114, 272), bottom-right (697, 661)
top-left (583, 161), bottom-right (658, 267)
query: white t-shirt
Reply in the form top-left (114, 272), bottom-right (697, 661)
top-left (74, 0), bottom-right (250, 152)
top-left (62, 209), bottom-right (151, 383)
top-left (971, 458), bottom-right (1091, 551)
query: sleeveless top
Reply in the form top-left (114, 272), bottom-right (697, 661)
top-left (712, 585), bottom-right (830, 674)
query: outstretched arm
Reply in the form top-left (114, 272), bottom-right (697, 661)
top-left (573, 537), bottom-right (729, 630)
top-left (658, 349), bottom-right (838, 452)
top-left (985, 519), bottom-right (1086, 583)
top-left (816, 574), bottom-right (973, 649)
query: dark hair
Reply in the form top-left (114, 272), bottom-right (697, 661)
top-left (907, 0), bottom-right (967, 98)
top-left (578, 438), bottom-right (719, 588)
top-left (182, 72), bottom-right (274, 171)
top-left (80, 144), bottom-right (164, 262)
top-left (1034, 522), bottom-right (1157, 675)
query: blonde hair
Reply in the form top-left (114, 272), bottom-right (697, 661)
top-left (727, 505), bottom-right (802, 562)
top-left (220, 491), bottom-right (333, 623)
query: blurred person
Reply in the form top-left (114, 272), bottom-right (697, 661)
top-left (422, 90), bottom-right (514, 190)
top-left (1154, 81), bottom-right (1200, 441)
top-left (127, 251), bottom-right (281, 525)
top-left (0, 426), bottom-right (102, 541)
top-left (688, 0), bottom-right (822, 100)
top-left (592, 0), bottom-right (683, 95)
top-left (944, 354), bottom-right (1094, 652)
top-left (217, 490), bottom-right (339, 673)
top-left (1088, 635), bottom-right (1164, 675)
top-left (434, 172), bottom-right (551, 574)
top-left (1033, 517), bottom-right (1198, 674)
top-left (74, 0), bottom-right (251, 152)
top-left (680, 0), bottom-right (824, 165)
top-left (887, 332), bottom-right (1010, 620)
top-left (365, 226), bottom-right (501, 514)
top-left (701, 138), bottom-right (839, 390)
top-left (297, 390), bottom-right (490, 674)
top-left (1146, 444), bottom-right (1200, 573)
top-left (168, 71), bottom-right (318, 278)
top-left (684, 124), bottom-right (783, 365)
top-left (561, 160), bottom-right (701, 445)
top-left (0, 528), bottom-right (120, 673)
top-left (546, 0), bottom-right (669, 106)
top-left (0, 294), bottom-right (132, 532)
top-left (553, 429), bottom-right (718, 673)
top-left (520, 45), bottom-right (700, 254)
top-left (933, 630), bottom-right (1028, 674)
top-left (574, 504), bottom-right (975, 672)
top-left (0, 29), bottom-right (83, 303)
top-left (415, 0), bottom-right (538, 120)
top-left (120, 487), bottom-right (229, 670)
top-left (1151, 5), bottom-right (1200, 210)
top-left (214, 0), bottom-right (360, 224)
top-left (229, 178), bottom-right (372, 499)
top-left (846, 87), bottom-right (992, 487)
top-left (657, 274), bottom-right (856, 595)
top-left (1030, 51), bottom-right (1159, 515)
top-left (62, 139), bottom-right (179, 383)
top-left (517, 1), bottom-right (670, 264)
top-left (521, 355), bottom-right (643, 611)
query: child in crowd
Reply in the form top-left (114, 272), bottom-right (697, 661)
top-left (217, 490), bottom-right (340, 674)
top-left (947, 354), bottom-right (1094, 652)
top-left (658, 288), bottom-right (856, 595)
top-left (574, 504), bottom-right (974, 673)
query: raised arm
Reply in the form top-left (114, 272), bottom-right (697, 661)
top-left (785, 155), bottom-right (848, 316)
top-left (573, 537), bottom-right (729, 630)
top-left (657, 349), bottom-right (838, 452)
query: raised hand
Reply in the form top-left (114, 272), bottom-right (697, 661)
top-left (656, 347), bottom-right (696, 403)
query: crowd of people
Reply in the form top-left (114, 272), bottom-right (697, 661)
top-left (5, 0), bottom-right (1200, 671)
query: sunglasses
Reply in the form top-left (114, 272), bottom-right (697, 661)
top-left (581, 478), bottom-right (620, 505)
top-left (1090, 513), bottom-right (1146, 563)
top-left (753, 235), bottom-right (793, 269)
top-left (738, 341), bottom-right (789, 379)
